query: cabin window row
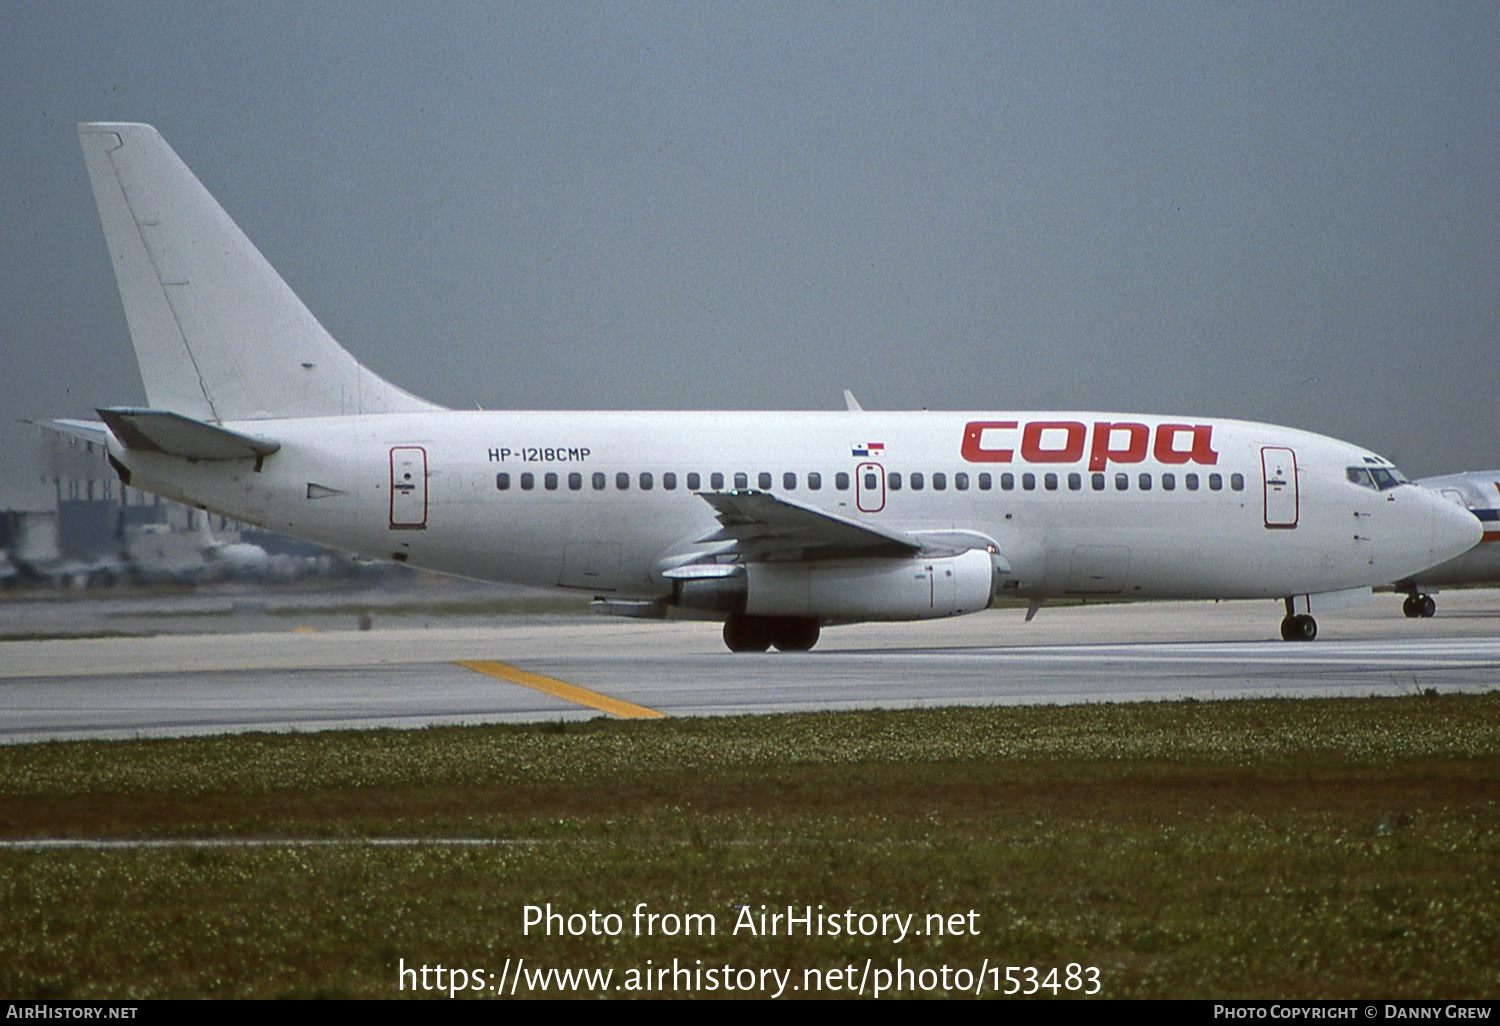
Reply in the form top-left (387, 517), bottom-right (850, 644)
top-left (889, 470), bottom-right (1245, 493)
top-left (495, 469), bottom-right (1246, 493)
top-left (495, 470), bottom-right (851, 492)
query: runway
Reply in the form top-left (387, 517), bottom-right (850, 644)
top-left (3, 591), bottom-right (1499, 743)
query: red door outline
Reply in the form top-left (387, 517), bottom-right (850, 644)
top-left (1261, 446), bottom-right (1298, 529)
top-left (856, 461), bottom-right (885, 513)
top-left (389, 446), bottom-right (428, 529)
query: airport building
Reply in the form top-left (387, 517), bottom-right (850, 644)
top-left (0, 429), bottom-right (371, 588)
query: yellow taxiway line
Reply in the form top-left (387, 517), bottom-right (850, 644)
top-left (456, 659), bottom-right (666, 719)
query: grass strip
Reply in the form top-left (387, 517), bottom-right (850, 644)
top-left (0, 693), bottom-right (1496, 999)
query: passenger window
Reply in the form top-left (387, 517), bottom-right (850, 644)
top-left (568, 472), bottom-right (583, 491)
top-left (955, 472), bottom-right (969, 491)
top-left (910, 472), bottom-right (924, 491)
top-left (835, 472), bottom-right (850, 490)
top-left (496, 472), bottom-right (511, 491)
top-left (808, 472), bottom-right (822, 490)
top-left (933, 472), bottom-right (947, 491)
top-left (1230, 473), bottom-right (1244, 491)
top-left (1044, 473), bottom-right (1057, 491)
top-left (1115, 473), bottom-right (1129, 491)
top-left (544, 472), bottom-right (558, 491)
top-left (687, 472), bottom-right (701, 490)
top-left (734, 472), bottom-right (748, 489)
top-left (640, 472), bottom-right (653, 490)
top-left (1162, 473), bottom-right (1175, 491)
top-left (1022, 473), bottom-right (1036, 491)
top-left (864, 472), bottom-right (878, 490)
top-left (888, 472), bottom-right (903, 490)
top-left (978, 473), bottom-right (992, 491)
top-left (1209, 473), bottom-right (1223, 491)
top-left (1068, 472), bottom-right (1082, 491)
top-left (521, 472), bottom-right (535, 491)
top-left (711, 472), bottom-right (724, 490)
top-left (592, 472), bottom-right (606, 490)
top-left (616, 472), bottom-right (630, 490)
top-left (663, 472), bottom-right (677, 491)
top-left (1185, 473), bottom-right (1199, 491)
top-left (758, 472), bottom-right (772, 489)
top-left (1091, 472), bottom-right (1105, 491)
top-left (1001, 473), bottom-right (1014, 491)
top-left (783, 472), bottom-right (796, 490)
top-left (1138, 473), bottom-right (1151, 491)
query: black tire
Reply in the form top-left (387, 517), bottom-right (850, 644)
top-left (1419, 595), bottom-right (1437, 618)
top-left (1403, 596), bottom-right (1421, 618)
top-left (771, 617), bottom-right (821, 652)
top-left (723, 615), bottom-right (773, 652)
top-left (1281, 614), bottom-right (1317, 641)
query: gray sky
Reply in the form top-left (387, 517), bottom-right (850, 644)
top-left (3, 2), bottom-right (1497, 509)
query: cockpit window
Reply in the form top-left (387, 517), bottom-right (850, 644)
top-left (1348, 466), bottom-right (1409, 491)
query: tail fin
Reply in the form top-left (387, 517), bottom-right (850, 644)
top-left (77, 123), bottom-right (440, 422)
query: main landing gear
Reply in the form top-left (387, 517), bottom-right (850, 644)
top-left (1402, 593), bottom-right (1437, 618)
top-left (723, 614), bottom-right (821, 652)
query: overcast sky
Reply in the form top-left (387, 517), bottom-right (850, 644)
top-left (2, 2), bottom-right (1497, 508)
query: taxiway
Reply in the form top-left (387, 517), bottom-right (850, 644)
top-left (3, 591), bottom-right (1498, 743)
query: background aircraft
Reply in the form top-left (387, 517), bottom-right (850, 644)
top-left (1398, 471), bottom-right (1500, 616)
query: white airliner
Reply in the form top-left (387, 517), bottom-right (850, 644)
top-left (1395, 471), bottom-right (1500, 617)
top-left (56, 123), bottom-right (1481, 650)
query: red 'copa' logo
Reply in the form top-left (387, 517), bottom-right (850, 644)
top-left (960, 421), bottom-right (1219, 470)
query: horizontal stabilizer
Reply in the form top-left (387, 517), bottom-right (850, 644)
top-left (96, 407), bottom-right (280, 461)
top-left (41, 419), bottom-right (112, 447)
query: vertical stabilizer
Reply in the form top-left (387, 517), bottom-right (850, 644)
top-left (78, 123), bottom-right (440, 421)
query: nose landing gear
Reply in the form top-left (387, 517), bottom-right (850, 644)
top-left (1279, 596), bottom-right (1318, 641)
top-left (1402, 593), bottom-right (1437, 618)
top-left (1280, 614), bottom-right (1318, 641)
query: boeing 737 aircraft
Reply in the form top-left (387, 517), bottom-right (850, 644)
top-left (55, 123), bottom-right (1481, 650)
top-left (1396, 471), bottom-right (1500, 617)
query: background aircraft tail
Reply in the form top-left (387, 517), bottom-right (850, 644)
top-left (77, 123), bottom-right (440, 422)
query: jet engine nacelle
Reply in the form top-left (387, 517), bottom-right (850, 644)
top-left (739, 549), bottom-right (997, 622)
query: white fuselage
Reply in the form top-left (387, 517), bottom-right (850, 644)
top-left (110, 409), bottom-right (1481, 614)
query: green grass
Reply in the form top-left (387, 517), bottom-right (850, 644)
top-left (1, 694), bottom-right (1497, 999)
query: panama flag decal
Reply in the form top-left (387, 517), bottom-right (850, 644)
top-left (851, 442), bottom-right (886, 458)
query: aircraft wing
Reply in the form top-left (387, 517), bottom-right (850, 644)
top-left (692, 490), bottom-right (923, 561)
